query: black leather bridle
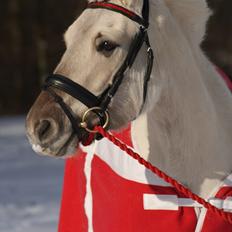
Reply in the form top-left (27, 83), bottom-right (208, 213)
top-left (43, 0), bottom-right (154, 143)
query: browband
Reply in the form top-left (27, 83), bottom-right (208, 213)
top-left (88, 2), bottom-right (149, 28)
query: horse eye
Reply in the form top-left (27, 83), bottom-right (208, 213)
top-left (97, 41), bottom-right (118, 53)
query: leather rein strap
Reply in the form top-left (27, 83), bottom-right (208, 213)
top-left (43, 0), bottom-right (154, 139)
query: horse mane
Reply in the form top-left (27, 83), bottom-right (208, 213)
top-left (163, 0), bottom-right (210, 46)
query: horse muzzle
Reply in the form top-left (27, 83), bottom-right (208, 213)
top-left (26, 91), bottom-right (79, 157)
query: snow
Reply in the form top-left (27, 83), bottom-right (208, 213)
top-left (0, 116), bottom-right (64, 232)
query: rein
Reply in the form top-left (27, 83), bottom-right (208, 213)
top-left (94, 126), bottom-right (232, 225)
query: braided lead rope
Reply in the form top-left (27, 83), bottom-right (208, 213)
top-left (94, 126), bottom-right (232, 224)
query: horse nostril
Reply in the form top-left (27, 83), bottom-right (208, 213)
top-left (35, 119), bottom-right (55, 144)
top-left (38, 120), bottom-right (50, 136)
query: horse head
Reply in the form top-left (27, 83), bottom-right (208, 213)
top-left (26, 0), bottom-right (153, 157)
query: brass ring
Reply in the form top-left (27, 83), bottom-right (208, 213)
top-left (80, 107), bottom-right (109, 133)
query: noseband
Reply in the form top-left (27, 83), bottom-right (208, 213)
top-left (43, 0), bottom-right (154, 142)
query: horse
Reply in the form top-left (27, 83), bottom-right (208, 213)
top-left (26, 0), bottom-right (232, 225)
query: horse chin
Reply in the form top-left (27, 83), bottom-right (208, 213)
top-left (31, 133), bottom-right (79, 158)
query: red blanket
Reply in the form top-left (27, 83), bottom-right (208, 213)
top-left (58, 70), bottom-right (232, 232)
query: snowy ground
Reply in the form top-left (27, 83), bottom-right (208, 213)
top-left (0, 116), bottom-right (64, 232)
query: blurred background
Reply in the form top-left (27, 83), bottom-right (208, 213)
top-left (0, 1), bottom-right (85, 231)
top-left (0, 0), bottom-right (231, 231)
top-left (0, 0), bottom-right (86, 115)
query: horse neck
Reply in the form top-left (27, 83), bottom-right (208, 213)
top-left (131, 1), bottom-right (232, 198)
